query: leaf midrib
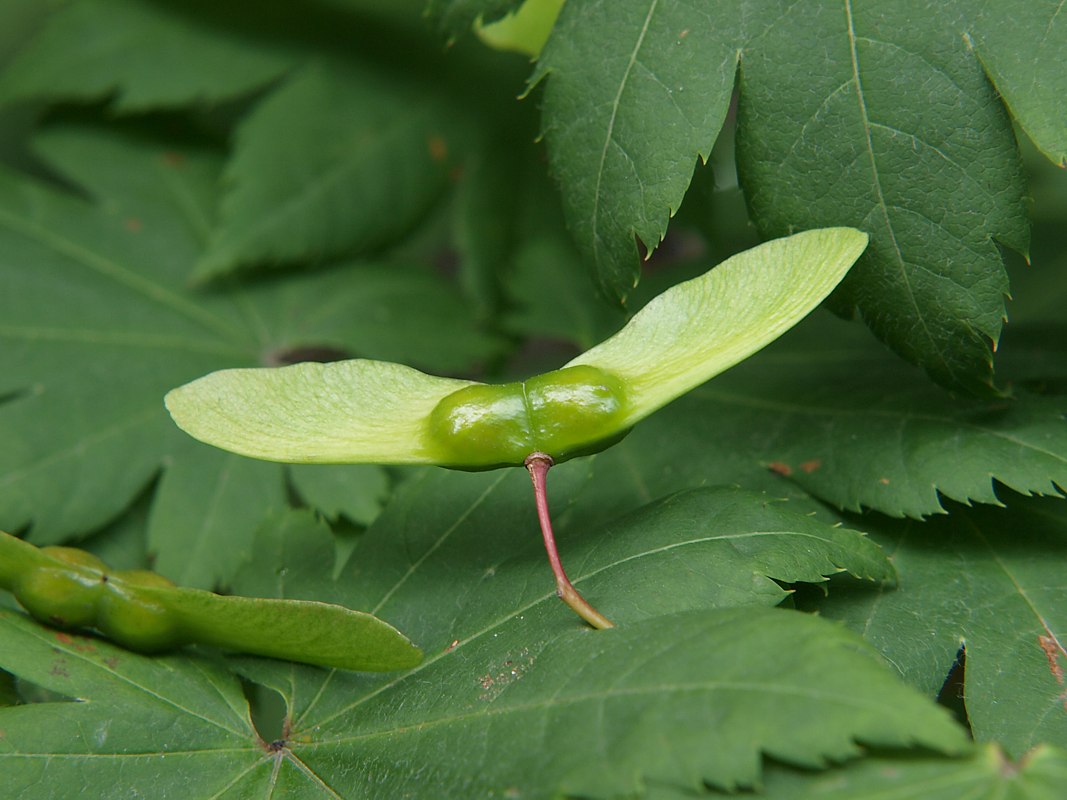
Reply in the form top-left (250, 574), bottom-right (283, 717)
top-left (302, 678), bottom-right (913, 747)
top-left (302, 525), bottom-right (874, 732)
top-left (0, 612), bottom-right (250, 739)
top-left (0, 205), bottom-right (243, 345)
top-left (589, 0), bottom-right (659, 271)
top-left (842, 0), bottom-right (954, 381)
top-left (207, 104), bottom-right (440, 269)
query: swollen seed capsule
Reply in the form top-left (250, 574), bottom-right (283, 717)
top-left (15, 567), bottom-right (103, 629)
top-left (96, 589), bottom-right (182, 652)
top-left (427, 365), bottom-right (631, 468)
top-left (40, 546), bottom-right (109, 573)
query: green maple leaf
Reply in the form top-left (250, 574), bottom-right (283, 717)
top-left (0, 610), bottom-right (270, 795)
top-left (0, 0), bottom-right (296, 109)
top-left (672, 744), bottom-right (1067, 800)
top-left (532, 0), bottom-right (1053, 394)
top-left (229, 470), bottom-right (956, 797)
top-left (0, 124), bottom-right (498, 587)
top-left (193, 64), bottom-right (463, 281)
top-left (807, 494), bottom-right (1067, 757)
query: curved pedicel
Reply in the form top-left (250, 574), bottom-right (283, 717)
top-left (0, 530), bottom-right (422, 671)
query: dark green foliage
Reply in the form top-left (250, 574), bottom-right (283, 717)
top-left (1, 1), bottom-right (1065, 796)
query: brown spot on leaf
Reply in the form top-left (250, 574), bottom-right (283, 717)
top-left (678, 29), bottom-right (689, 38)
top-left (1039, 634), bottom-right (1065, 684)
top-left (161, 151), bottom-right (185, 167)
top-left (49, 660), bottom-right (69, 678)
top-left (445, 639), bottom-right (460, 653)
top-left (479, 648), bottom-right (534, 701)
top-left (800, 459), bottom-right (822, 474)
top-left (124, 217), bottom-right (142, 232)
top-left (768, 461), bottom-right (793, 477)
top-left (427, 135), bottom-right (448, 162)
top-left (104, 656), bottom-right (119, 670)
top-left (879, 477), bottom-right (891, 485)
top-left (54, 631), bottom-right (74, 645)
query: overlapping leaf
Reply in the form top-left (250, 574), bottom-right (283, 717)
top-left (228, 469), bottom-right (956, 798)
top-left (426, 0), bottom-right (525, 37)
top-left (288, 463), bottom-right (390, 527)
top-left (0, 0), bottom-right (296, 109)
top-left (0, 125), bottom-right (498, 586)
top-left (808, 494), bottom-right (1067, 756)
top-left (0, 608), bottom-right (268, 796)
top-left (533, 0), bottom-right (737, 302)
top-left (736, 0), bottom-right (1029, 395)
top-left (194, 64), bottom-right (462, 280)
top-left (524, 312), bottom-right (1067, 527)
top-left (0, 467), bottom-right (959, 797)
top-left (532, 0), bottom-right (1054, 394)
top-left (677, 744), bottom-right (1067, 800)
top-left (966, 1), bottom-right (1067, 166)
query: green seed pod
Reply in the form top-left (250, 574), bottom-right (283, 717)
top-left (427, 365), bottom-right (630, 468)
top-left (96, 588), bottom-right (183, 653)
top-left (40, 546), bottom-right (109, 573)
top-left (113, 569), bottom-right (177, 589)
top-left (14, 567), bottom-right (103, 629)
top-left (0, 529), bottom-right (423, 671)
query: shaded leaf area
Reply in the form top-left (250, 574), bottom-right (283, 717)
top-left (0, 609), bottom-right (270, 796)
top-left (966, 0), bottom-right (1067, 166)
top-left (546, 313), bottom-right (1067, 527)
top-left (805, 494), bottom-right (1067, 757)
top-left (0, 670), bottom-right (15, 706)
top-left (504, 234), bottom-right (625, 353)
top-left (288, 463), bottom-right (390, 527)
top-left (534, 0), bottom-right (1036, 394)
top-left (0, 125), bottom-right (498, 586)
top-left (0, 0), bottom-right (534, 279)
top-left (0, 0), bottom-right (297, 109)
top-left (655, 743), bottom-right (1067, 800)
top-left (425, 0), bottom-right (525, 37)
top-left (454, 129), bottom-right (562, 324)
top-left (194, 64), bottom-right (461, 280)
top-left (225, 469), bottom-right (960, 798)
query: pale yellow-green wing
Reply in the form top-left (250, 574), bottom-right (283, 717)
top-left (165, 360), bottom-right (477, 464)
top-left (567, 227), bottom-right (869, 427)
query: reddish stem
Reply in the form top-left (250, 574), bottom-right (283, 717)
top-left (524, 452), bottom-right (614, 630)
